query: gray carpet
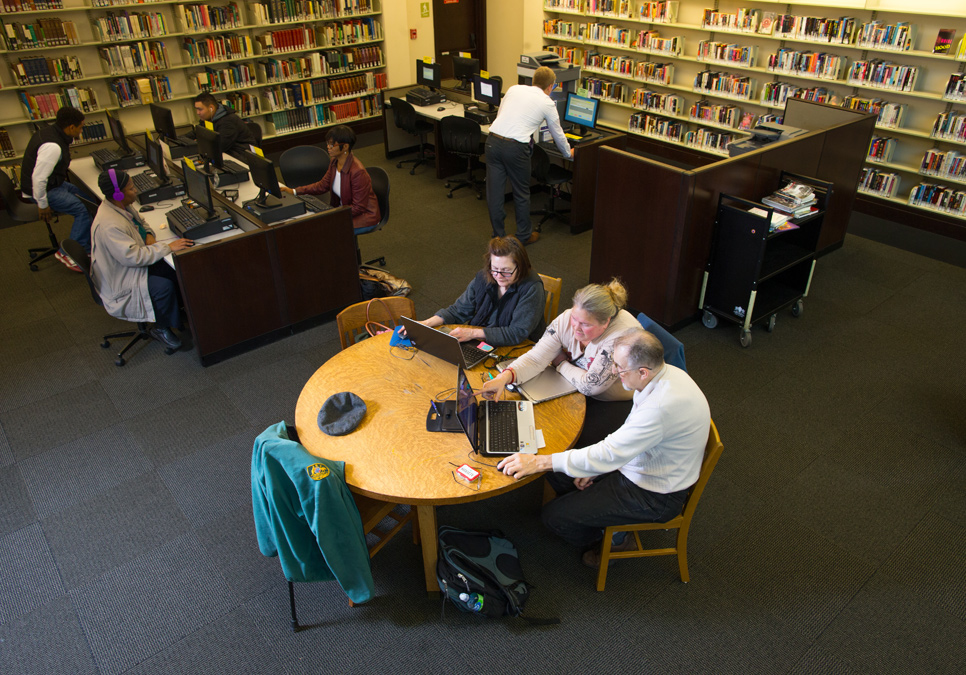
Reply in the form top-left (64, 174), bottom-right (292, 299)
top-left (0, 137), bottom-right (964, 674)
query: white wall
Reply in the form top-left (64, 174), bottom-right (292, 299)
top-left (382, 0), bottom-right (437, 87)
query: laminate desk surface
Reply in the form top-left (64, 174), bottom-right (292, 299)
top-left (294, 331), bottom-right (586, 590)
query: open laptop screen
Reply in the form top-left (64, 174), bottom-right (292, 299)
top-left (456, 368), bottom-right (478, 451)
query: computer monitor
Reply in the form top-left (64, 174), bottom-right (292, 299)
top-left (416, 60), bottom-right (441, 91)
top-left (473, 74), bottom-right (502, 112)
top-left (180, 158), bottom-right (215, 218)
top-left (143, 132), bottom-right (169, 185)
top-left (244, 150), bottom-right (282, 208)
top-left (194, 124), bottom-right (223, 172)
top-left (105, 110), bottom-right (133, 156)
top-left (451, 55), bottom-right (480, 92)
top-left (150, 103), bottom-right (178, 142)
top-left (563, 92), bottom-right (600, 135)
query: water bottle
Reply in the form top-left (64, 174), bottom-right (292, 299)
top-left (458, 592), bottom-right (484, 612)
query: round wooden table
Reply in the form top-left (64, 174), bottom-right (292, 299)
top-left (294, 331), bottom-right (585, 591)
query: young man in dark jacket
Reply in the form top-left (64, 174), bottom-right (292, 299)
top-left (189, 93), bottom-right (256, 159)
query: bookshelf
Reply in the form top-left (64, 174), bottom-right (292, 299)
top-left (0, 0), bottom-right (387, 182)
top-left (542, 0), bottom-right (966, 228)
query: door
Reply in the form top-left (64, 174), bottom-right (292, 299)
top-left (432, 0), bottom-right (486, 79)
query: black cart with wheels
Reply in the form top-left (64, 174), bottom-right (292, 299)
top-left (699, 171), bottom-right (832, 348)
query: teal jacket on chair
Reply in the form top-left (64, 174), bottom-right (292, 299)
top-left (251, 422), bottom-right (374, 604)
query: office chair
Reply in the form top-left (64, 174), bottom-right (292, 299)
top-left (246, 121), bottom-right (263, 146)
top-left (279, 145), bottom-right (330, 189)
top-left (440, 116), bottom-right (484, 199)
top-left (529, 145), bottom-right (572, 231)
top-left (389, 97), bottom-right (435, 174)
top-left (355, 166), bottom-right (390, 266)
top-left (336, 297), bottom-right (415, 350)
top-left (636, 311), bottom-right (687, 372)
top-left (538, 273), bottom-right (562, 325)
top-left (0, 169), bottom-right (58, 271)
top-left (592, 420), bottom-right (723, 590)
top-left (61, 238), bottom-right (177, 366)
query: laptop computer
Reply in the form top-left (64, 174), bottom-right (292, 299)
top-left (456, 367), bottom-right (537, 457)
top-left (400, 316), bottom-right (490, 369)
top-left (497, 360), bottom-right (578, 404)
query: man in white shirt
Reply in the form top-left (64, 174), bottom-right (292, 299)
top-left (485, 66), bottom-right (572, 245)
top-left (497, 329), bottom-right (711, 566)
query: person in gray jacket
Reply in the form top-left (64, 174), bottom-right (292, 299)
top-left (89, 169), bottom-right (193, 350)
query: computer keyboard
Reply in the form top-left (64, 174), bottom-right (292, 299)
top-left (131, 173), bottom-right (159, 193)
top-left (92, 148), bottom-right (121, 164)
top-left (409, 87), bottom-right (432, 99)
top-left (296, 193), bottom-right (332, 212)
top-left (486, 401), bottom-right (519, 454)
top-left (167, 205), bottom-right (204, 236)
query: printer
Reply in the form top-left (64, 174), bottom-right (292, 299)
top-left (728, 122), bottom-right (808, 156)
top-left (518, 52), bottom-right (581, 120)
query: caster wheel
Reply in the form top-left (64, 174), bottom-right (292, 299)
top-left (101, 340), bottom-right (111, 349)
top-left (396, 162), bottom-right (403, 169)
top-left (476, 193), bottom-right (483, 200)
top-left (792, 300), bottom-right (803, 317)
top-left (29, 252), bottom-right (38, 259)
top-left (409, 168), bottom-right (416, 175)
top-left (766, 314), bottom-right (777, 332)
top-left (444, 182), bottom-right (451, 188)
top-left (702, 311), bottom-right (718, 329)
top-left (739, 330), bottom-right (752, 348)
top-left (447, 193), bottom-right (453, 198)
top-left (115, 357), bottom-right (126, 367)
top-left (29, 264), bottom-right (38, 271)
top-left (164, 347), bottom-right (177, 355)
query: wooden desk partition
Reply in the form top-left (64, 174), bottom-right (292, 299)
top-left (590, 99), bottom-right (875, 328)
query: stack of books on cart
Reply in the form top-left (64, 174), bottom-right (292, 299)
top-left (762, 181), bottom-right (818, 221)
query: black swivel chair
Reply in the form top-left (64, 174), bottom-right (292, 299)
top-left (61, 238), bottom-right (178, 366)
top-left (246, 121), bottom-right (263, 146)
top-left (389, 97), bottom-right (434, 174)
top-left (0, 169), bottom-right (58, 271)
top-left (278, 145), bottom-right (330, 189)
top-left (357, 166), bottom-right (390, 266)
top-left (530, 145), bottom-right (573, 231)
top-left (440, 116), bottom-right (484, 199)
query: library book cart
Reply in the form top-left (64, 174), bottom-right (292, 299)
top-left (699, 171), bottom-right (832, 348)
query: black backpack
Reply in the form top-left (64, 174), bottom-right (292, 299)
top-left (436, 526), bottom-right (558, 623)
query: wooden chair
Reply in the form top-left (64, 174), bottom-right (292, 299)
top-left (336, 297), bottom-right (415, 350)
top-left (538, 273), bottom-right (562, 325)
top-left (593, 420), bottom-right (723, 591)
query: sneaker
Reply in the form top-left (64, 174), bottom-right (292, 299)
top-left (581, 534), bottom-right (638, 569)
top-left (55, 250), bottom-right (83, 273)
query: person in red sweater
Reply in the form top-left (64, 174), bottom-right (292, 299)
top-left (280, 125), bottom-right (380, 231)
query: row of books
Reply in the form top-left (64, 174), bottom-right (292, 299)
top-left (689, 100), bottom-right (740, 129)
top-left (920, 149), bottom-right (966, 180)
top-left (847, 60), bottom-right (919, 93)
top-left (767, 50), bottom-right (844, 81)
top-left (633, 30), bottom-right (682, 56)
top-left (697, 41), bottom-right (757, 68)
top-left (630, 88), bottom-right (682, 115)
top-left (909, 183), bottom-right (966, 215)
top-left (195, 63), bottom-right (256, 93)
top-left (684, 128), bottom-right (735, 155)
top-left (856, 21), bottom-right (916, 52)
top-left (254, 27), bottom-right (316, 54)
top-left (1, 164), bottom-right (22, 186)
top-left (19, 88), bottom-right (98, 121)
top-left (548, 0), bottom-right (680, 23)
top-left (701, 8), bottom-right (760, 33)
top-left (1, 19), bottom-right (80, 51)
top-left (867, 136), bottom-right (897, 163)
top-left (943, 73), bottom-right (966, 101)
top-left (255, 48), bottom-right (381, 83)
top-left (760, 81), bottom-right (831, 107)
top-left (628, 111), bottom-right (684, 142)
top-left (79, 120), bottom-right (111, 143)
top-left (0, 128), bottom-right (15, 159)
top-left (932, 111), bottom-right (966, 142)
top-left (11, 56), bottom-right (83, 86)
top-left (584, 52), bottom-right (634, 76)
top-left (109, 74), bottom-right (172, 107)
top-left (93, 11), bottom-right (169, 43)
top-left (637, 1), bottom-right (677, 23)
top-left (182, 34), bottom-right (255, 65)
top-left (316, 18), bottom-right (381, 46)
top-left (177, 2), bottom-right (243, 34)
top-left (580, 77), bottom-right (627, 103)
top-left (250, 0), bottom-right (375, 25)
top-left (584, 22), bottom-right (632, 46)
top-left (767, 14), bottom-right (855, 43)
top-left (841, 96), bottom-right (905, 129)
top-left (543, 20), bottom-right (580, 40)
top-left (2, 0), bottom-right (63, 11)
top-left (634, 61), bottom-right (673, 85)
top-left (222, 91), bottom-right (260, 117)
top-left (264, 92), bottom-right (379, 135)
top-left (261, 70), bottom-right (383, 110)
top-left (98, 41), bottom-right (170, 75)
top-left (859, 168), bottom-right (901, 198)
top-left (693, 71), bottom-right (755, 101)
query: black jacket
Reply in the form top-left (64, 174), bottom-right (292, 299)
top-left (21, 124), bottom-right (73, 197)
top-left (188, 105), bottom-right (255, 159)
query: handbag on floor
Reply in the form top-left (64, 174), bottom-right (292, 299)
top-left (359, 265), bottom-right (411, 299)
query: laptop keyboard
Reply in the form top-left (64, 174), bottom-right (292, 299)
top-left (297, 193), bottom-right (332, 212)
top-left (461, 342), bottom-right (489, 366)
top-left (132, 173), bottom-right (158, 192)
top-left (486, 401), bottom-right (519, 454)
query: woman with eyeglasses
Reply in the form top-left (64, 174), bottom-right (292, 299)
top-left (416, 236), bottom-right (546, 347)
top-left (280, 124), bottom-right (380, 230)
top-left (480, 278), bottom-right (641, 445)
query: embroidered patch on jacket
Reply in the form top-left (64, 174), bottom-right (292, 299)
top-left (306, 464), bottom-right (330, 481)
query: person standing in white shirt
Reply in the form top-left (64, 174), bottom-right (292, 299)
top-left (485, 66), bottom-right (572, 245)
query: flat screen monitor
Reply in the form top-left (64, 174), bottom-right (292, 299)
top-left (244, 150), bottom-right (282, 208)
top-left (451, 55), bottom-right (480, 92)
top-left (563, 93), bottom-right (599, 135)
top-left (105, 110), bottom-right (132, 156)
top-left (416, 60), bottom-right (441, 91)
top-left (455, 368), bottom-right (478, 452)
top-left (180, 158), bottom-right (215, 218)
top-left (194, 124), bottom-right (223, 171)
top-left (143, 132), bottom-right (169, 185)
top-left (150, 103), bottom-right (178, 142)
top-left (473, 74), bottom-right (502, 112)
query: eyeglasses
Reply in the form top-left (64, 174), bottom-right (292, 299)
top-left (326, 142), bottom-right (343, 149)
top-left (612, 362), bottom-right (647, 376)
top-left (490, 267), bottom-right (517, 278)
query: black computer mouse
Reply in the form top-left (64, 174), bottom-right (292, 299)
top-left (437, 106), bottom-right (447, 111)
top-left (139, 205), bottom-right (154, 212)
